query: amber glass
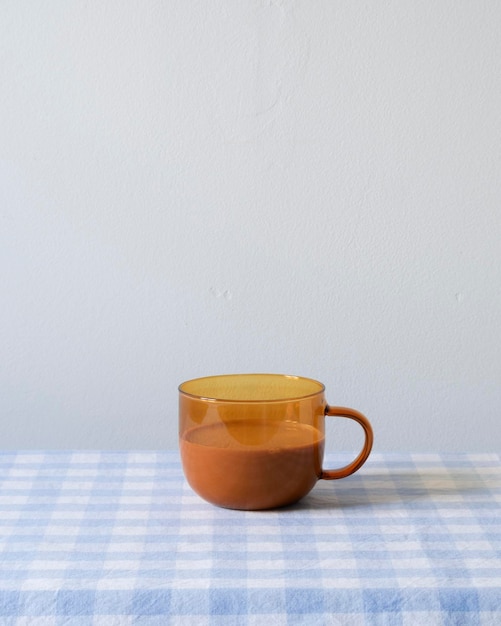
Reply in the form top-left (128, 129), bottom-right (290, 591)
top-left (179, 374), bottom-right (373, 510)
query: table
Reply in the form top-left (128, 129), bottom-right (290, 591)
top-left (0, 452), bottom-right (499, 625)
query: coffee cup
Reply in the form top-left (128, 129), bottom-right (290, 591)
top-left (179, 374), bottom-right (373, 510)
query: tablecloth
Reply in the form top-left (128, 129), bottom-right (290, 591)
top-left (0, 451), bottom-right (499, 625)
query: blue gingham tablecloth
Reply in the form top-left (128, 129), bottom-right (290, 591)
top-left (0, 452), bottom-right (500, 625)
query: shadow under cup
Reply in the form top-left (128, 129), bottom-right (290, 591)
top-left (179, 374), bottom-right (373, 511)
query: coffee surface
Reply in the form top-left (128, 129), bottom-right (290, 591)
top-left (180, 420), bottom-right (324, 510)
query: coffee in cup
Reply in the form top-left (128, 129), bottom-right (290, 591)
top-left (179, 374), bottom-right (373, 510)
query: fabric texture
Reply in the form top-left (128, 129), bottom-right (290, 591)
top-left (0, 451), bottom-right (499, 625)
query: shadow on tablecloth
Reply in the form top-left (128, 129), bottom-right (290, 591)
top-left (282, 465), bottom-right (496, 511)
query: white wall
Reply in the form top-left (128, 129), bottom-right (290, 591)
top-left (1, 1), bottom-right (500, 451)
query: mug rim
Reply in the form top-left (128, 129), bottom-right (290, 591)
top-left (178, 373), bottom-right (326, 403)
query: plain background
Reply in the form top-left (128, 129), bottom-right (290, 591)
top-left (1, 1), bottom-right (500, 452)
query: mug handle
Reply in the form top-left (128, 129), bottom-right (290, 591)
top-left (320, 406), bottom-right (374, 480)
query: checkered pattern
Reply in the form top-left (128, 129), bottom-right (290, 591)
top-left (0, 452), bottom-right (500, 625)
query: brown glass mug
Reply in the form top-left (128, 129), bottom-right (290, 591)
top-left (179, 374), bottom-right (373, 510)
